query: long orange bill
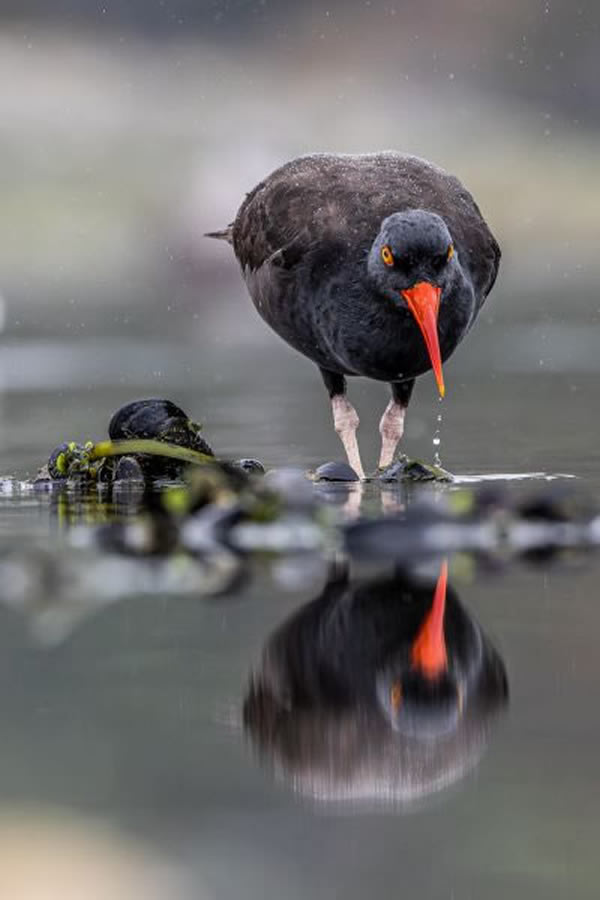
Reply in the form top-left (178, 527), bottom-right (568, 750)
top-left (411, 560), bottom-right (448, 680)
top-left (401, 282), bottom-right (445, 397)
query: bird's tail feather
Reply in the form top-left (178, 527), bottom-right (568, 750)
top-left (204, 225), bottom-right (234, 244)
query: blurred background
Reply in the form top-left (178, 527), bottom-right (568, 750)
top-left (0, 0), bottom-right (599, 473)
top-left (1, 7), bottom-right (600, 899)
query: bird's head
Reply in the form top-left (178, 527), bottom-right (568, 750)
top-left (376, 561), bottom-right (466, 738)
top-left (368, 210), bottom-right (457, 397)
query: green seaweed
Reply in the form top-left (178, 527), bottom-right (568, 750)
top-left (49, 438), bottom-right (214, 481)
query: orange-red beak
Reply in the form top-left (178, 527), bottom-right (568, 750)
top-left (401, 282), bottom-right (445, 397)
top-left (411, 560), bottom-right (448, 680)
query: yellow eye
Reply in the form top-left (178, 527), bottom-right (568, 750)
top-left (447, 244), bottom-right (454, 261)
top-left (381, 245), bottom-right (394, 266)
top-left (390, 682), bottom-right (403, 710)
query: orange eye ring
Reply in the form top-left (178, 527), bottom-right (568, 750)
top-left (390, 682), bottom-right (403, 710)
top-left (447, 244), bottom-right (454, 261)
top-left (381, 245), bottom-right (394, 266)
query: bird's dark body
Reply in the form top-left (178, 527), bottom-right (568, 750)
top-left (243, 567), bottom-right (508, 802)
top-left (229, 152), bottom-right (500, 383)
top-left (253, 570), bottom-right (500, 711)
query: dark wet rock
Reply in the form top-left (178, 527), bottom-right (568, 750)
top-left (234, 458), bottom-right (266, 475)
top-left (315, 461), bottom-right (360, 482)
top-left (113, 456), bottom-right (145, 482)
top-left (379, 454), bottom-right (453, 483)
top-left (43, 398), bottom-right (217, 487)
top-left (109, 399), bottom-right (213, 456)
top-left (47, 443), bottom-right (71, 480)
top-left (108, 398), bottom-right (213, 481)
top-left (47, 442), bottom-right (97, 480)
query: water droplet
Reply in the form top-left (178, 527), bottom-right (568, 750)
top-left (433, 402), bottom-right (443, 467)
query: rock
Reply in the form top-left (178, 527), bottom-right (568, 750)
top-left (108, 399), bottom-right (213, 457)
top-left (113, 456), bottom-right (145, 482)
top-left (379, 455), bottom-right (453, 483)
top-left (108, 398), bottom-right (214, 481)
top-left (234, 458), bottom-right (266, 475)
top-left (314, 461), bottom-right (360, 482)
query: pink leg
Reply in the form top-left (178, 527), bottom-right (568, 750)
top-left (332, 395), bottom-right (365, 480)
top-left (378, 399), bottom-right (406, 469)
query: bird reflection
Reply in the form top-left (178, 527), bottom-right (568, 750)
top-left (243, 562), bottom-right (508, 806)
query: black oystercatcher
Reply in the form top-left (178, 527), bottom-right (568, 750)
top-left (208, 153), bottom-right (500, 478)
top-left (243, 562), bottom-right (508, 802)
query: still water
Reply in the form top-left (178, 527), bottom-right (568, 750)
top-left (0, 331), bottom-right (599, 898)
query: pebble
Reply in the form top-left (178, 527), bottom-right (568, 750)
top-left (234, 458), bottom-right (266, 474)
top-left (315, 461), bottom-right (360, 482)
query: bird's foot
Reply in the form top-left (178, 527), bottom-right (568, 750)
top-left (377, 454), bottom-right (454, 483)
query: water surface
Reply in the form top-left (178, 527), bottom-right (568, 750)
top-left (0, 332), bottom-right (598, 899)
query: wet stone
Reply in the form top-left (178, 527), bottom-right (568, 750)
top-left (48, 442), bottom-right (77, 480)
top-left (234, 458), bottom-right (266, 475)
top-left (108, 398), bottom-right (214, 457)
top-left (113, 456), bottom-right (145, 482)
top-left (108, 398), bottom-right (213, 481)
top-left (42, 397), bottom-right (217, 487)
top-left (379, 455), bottom-right (453, 483)
top-left (315, 461), bottom-right (360, 482)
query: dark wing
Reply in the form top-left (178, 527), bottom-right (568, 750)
top-left (232, 152), bottom-right (500, 307)
top-left (231, 161), bottom-right (336, 274)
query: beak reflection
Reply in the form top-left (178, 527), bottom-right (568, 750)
top-left (243, 562), bottom-right (508, 806)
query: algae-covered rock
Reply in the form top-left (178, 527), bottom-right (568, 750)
top-left (44, 398), bottom-right (216, 485)
top-left (107, 398), bottom-right (213, 480)
top-left (379, 454), bottom-right (453, 483)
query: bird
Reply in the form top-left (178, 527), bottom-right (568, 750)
top-left (208, 152), bottom-right (500, 478)
top-left (243, 561), bottom-right (508, 803)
